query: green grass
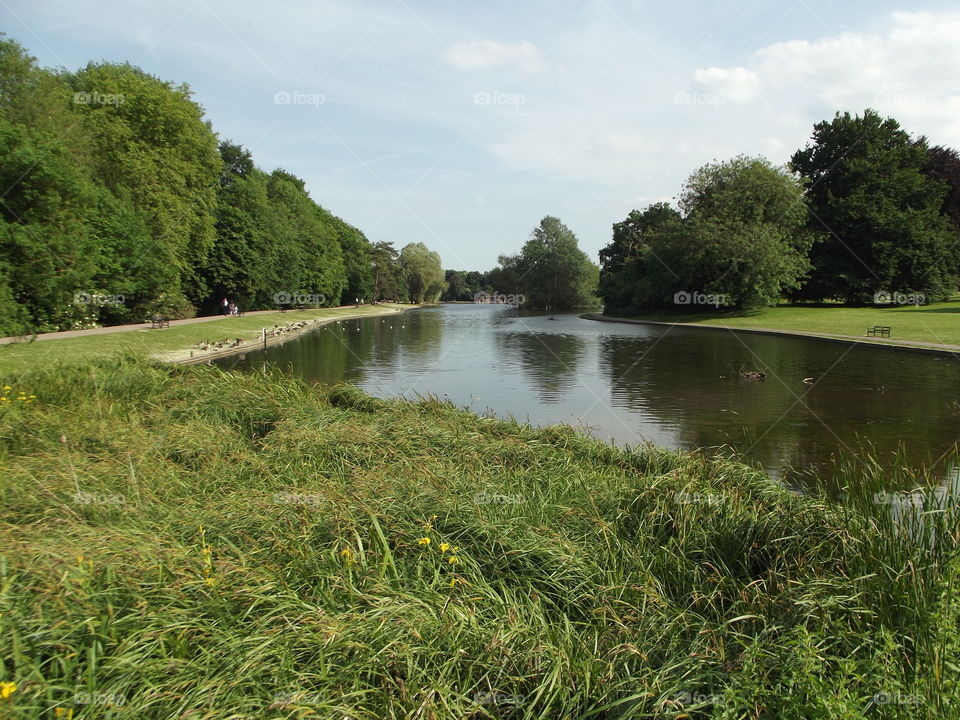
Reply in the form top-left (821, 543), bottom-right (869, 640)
top-left (0, 357), bottom-right (958, 718)
top-left (603, 298), bottom-right (960, 348)
top-left (0, 305), bottom-right (417, 374)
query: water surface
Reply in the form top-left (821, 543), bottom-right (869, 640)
top-left (217, 304), bottom-right (960, 479)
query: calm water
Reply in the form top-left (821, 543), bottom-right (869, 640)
top-left (217, 304), bottom-right (960, 478)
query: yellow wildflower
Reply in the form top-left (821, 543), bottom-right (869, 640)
top-left (417, 537), bottom-right (431, 546)
top-left (54, 709), bottom-right (74, 718)
top-left (439, 543), bottom-right (450, 552)
top-left (339, 547), bottom-right (354, 564)
top-left (0, 681), bottom-right (16, 699)
top-left (448, 555), bottom-right (460, 565)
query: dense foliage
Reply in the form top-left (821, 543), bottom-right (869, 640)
top-left (599, 111), bottom-right (960, 314)
top-left (493, 216), bottom-right (599, 309)
top-left (791, 110), bottom-right (957, 304)
top-left (0, 38), bottom-right (437, 335)
top-left (600, 157), bottom-right (813, 312)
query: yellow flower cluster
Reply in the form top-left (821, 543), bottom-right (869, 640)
top-left (0, 681), bottom-right (15, 699)
top-left (418, 534), bottom-right (461, 566)
top-left (0, 386), bottom-right (36, 405)
top-left (54, 708), bottom-right (74, 718)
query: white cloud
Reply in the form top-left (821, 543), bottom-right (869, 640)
top-left (692, 66), bottom-right (760, 102)
top-left (444, 40), bottom-right (543, 73)
top-left (597, 133), bottom-right (659, 154)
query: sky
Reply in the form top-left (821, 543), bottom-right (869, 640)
top-left (3, 0), bottom-right (960, 272)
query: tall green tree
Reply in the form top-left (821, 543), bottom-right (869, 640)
top-left (399, 242), bottom-right (446, 303)
top-left (790, 109), bottom-right (956, 303)
top-left (66, 61), bottom-right (222, 315)
top-left (497, 217), bottom-right (598, 309)
top-left (598, 157), bottom-right (812, 312)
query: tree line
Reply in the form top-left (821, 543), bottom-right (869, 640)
top-left (599, 109), bottom-right (960, 312)
top-left (0, 37), bottom-right (445, 336)
top-left (451, 109), bottom-right (960, 314)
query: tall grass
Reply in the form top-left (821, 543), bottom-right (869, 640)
top-left (0, 356), bottom-right (956, 718)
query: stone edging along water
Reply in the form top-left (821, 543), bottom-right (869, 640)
top-left (580, 312), bottom-right (960, 359)
top-left (166, 305), bottom-right (420, 366)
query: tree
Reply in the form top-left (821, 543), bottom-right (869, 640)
top-left (66, 61), bottom-right (223, 314)
top-left (598, 203), bottom-right (682, 314)
top-left (495, 216), bottom-right (598, 309)
top-left (921, 144), bottom-right (960, 272)
top-left (442, 270), bottom-right (470, 301)
top-left (790, 109), bottom-right (956, 303)
top-left (399, 243), bottom-right (446, 303)
top-left (677, 155), bottom-right (813, 309)
top-left (370, 242), bottom-right (403, 302)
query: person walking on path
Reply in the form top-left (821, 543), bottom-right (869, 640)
top-left (221, 298), bottom-right (229, 316)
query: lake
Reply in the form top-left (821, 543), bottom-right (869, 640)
top-left (217, 303), bottom-right (960, 481)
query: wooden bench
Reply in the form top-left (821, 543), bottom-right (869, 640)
top-left (150, 316), bottom-right (170, 329)
top-left (866, 325), bottom-right (890, 337)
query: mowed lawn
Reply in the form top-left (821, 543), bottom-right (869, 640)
top-left (0, 305), bottom-right (417, 375)
top-left (609, 297), bottom-right (960, 347)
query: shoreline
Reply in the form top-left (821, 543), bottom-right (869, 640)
top-left (581, 312), bottom-right (960, 359)
top-left (161, 305), bottom-right (420, 365)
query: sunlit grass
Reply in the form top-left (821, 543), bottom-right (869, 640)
top-left (0, 357), bottom-right (956, 718)
top-left (0, 304), bottom-right (418, 375)
top-left (602, 297), bottom-right (960, 348)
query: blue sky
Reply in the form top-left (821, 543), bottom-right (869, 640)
top-left (4, 0), bottom-right (959, 271)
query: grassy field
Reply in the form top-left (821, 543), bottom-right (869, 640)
top-left (605, 298), bottom-right (960, 348)
top-left (0, 305), bottom-right (417, 375)
top-left (0, 356), bottom-right (957, 718)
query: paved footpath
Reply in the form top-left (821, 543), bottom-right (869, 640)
top-left (0, 306), bottom-right (379, 345)
top-left (582, 313), bottom-right (960, 357)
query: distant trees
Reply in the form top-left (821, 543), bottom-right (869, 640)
top-left (0, 35), bottom-right (443, 334)
top-left (493, 216), bottom-right (598, 309)
top-left (600, 157), bottom-right (812, 312)
top-left (599, 110), bottom-right (960, 314)
top-left (790, 109), bottom-right (957, 303)
top-left (440, 270), bottom-right (494, 301)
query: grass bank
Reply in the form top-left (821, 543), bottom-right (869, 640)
top-left (596, 299), bottom-right (960, 349)
top-left (0, 304), bottom-right (418, 374)
top-left (1, 357), bottom-right (958, 718)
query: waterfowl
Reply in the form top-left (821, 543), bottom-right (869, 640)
top-left (802, 377), bottom-right (814, 384)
